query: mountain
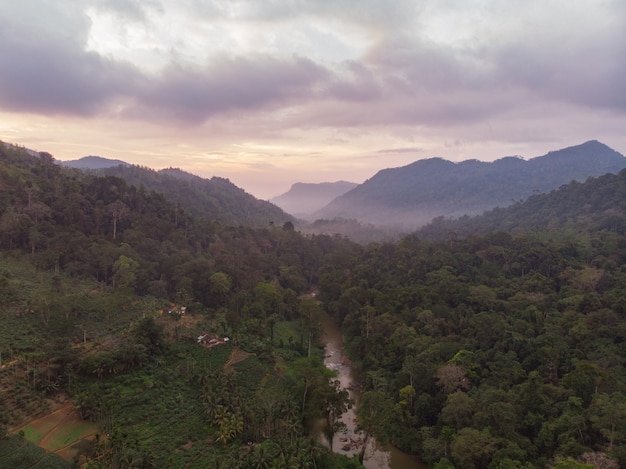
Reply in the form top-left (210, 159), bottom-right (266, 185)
top-left (97, 165), bottom-right (293, 228)
top-left (57, 155), bottom-right (291, 228)
top-left (59, 155), bottom-right (130, 169)
top-left (314, 140), bottom-right (626, 229)
top-left (270, 181), bottom-right (358, 218)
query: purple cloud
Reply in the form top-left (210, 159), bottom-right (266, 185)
top-left (131, 54), bottom-right (329, 123)
top-left (0, 6), bottom-right (142, 116)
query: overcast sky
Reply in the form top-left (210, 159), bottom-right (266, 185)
top-left (1, 0), bottom-right (624, 198)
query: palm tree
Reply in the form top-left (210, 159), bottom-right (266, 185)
top-left (215, 412), bottom-right (243, 444)
top-left (251, 445), bottom-right (271, 469)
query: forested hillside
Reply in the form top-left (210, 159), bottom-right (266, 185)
top-left (418, 169), bottom-right (626, 240)
top-left (92, 163), bottom-right (292, 228)
top-left (2, 140), bottom-right (626, 468)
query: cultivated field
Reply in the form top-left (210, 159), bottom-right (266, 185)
top-left (15, 403), bottom-right (98, 461)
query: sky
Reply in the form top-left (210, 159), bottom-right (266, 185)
top-left (1, 0), bottom-right (625, 199)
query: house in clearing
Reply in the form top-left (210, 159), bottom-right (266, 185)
top-left (197, 333), bottom-right (229, 347)
top-left (168, 304), bottom-right (186, 318)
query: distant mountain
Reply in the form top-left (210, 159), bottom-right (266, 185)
top-left (59, 155), bottom-right (130, 169)
top-left (271, 181), bottom-right (358, 218)
top-left (97, 165), bottom-right (293, 228)
top-left (314, 140), bottom-right (626, 229)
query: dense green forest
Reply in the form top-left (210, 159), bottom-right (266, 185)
top-left (319, 231), bottom-right (626, 467)
top-left (2, 141), bottom-right (626, 468)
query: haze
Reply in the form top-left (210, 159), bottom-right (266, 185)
top-left (1, 0), bottom-right (624, 199)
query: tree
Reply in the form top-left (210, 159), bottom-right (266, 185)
top-left (435, 364), bottom-right (471, 394)
top-left (357, 390), bottom-right (395, 449)
top-left (399, 384), bottom-right (416, 413)
top-left (450, 428), bottom-right (497, 469)
top-left (133, 318), bottom-right (164, 355)
top-left (289, 357), bottom-right (326, 419)
top-left (320, 378), bottom-right (351, 451)
top-left (298, 297), bottom-right (323, 357)
top-left (562, 361), bottom-right (601, 406)
top-left (108, 201), bottom-right (129, 240)
top-left (253, 282), bottom-right (281, 318)
top-left (590, 392), bottom-right (626, 449)
top-left (215, 411), bottom-right (244, 444)
top-left (113, 255), bottom-right (139, 291)
top-left (209, 272), bottom-right (232, 306)
top-left (440, 391), bottom-right (475, 430)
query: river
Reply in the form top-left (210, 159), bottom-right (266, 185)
top-left (320, 314), bottom-right (426, 469)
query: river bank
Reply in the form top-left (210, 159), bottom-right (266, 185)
top-left (320, 314), bottom-right (426, 469)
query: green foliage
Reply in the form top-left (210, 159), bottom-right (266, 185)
top-left (551, 461), bottom-right (594, 469)
top-left (318, 209), bottom-right (626, 467)
top-left (112, 254), bottom-right (138, 290)
top-left (0, 434), bottom-right (69, 469)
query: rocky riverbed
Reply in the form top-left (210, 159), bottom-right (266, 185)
top-left (320, 314), bottom-right (426, 469)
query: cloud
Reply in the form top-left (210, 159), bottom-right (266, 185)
top-left (377, 147), bottom-right (423, 154)
top-left (0, 1), bottom-right (143, 115)
top-left (325, 61), bottom-right (382, 102)
top-left (0, 0), bottom-right (624, 143)
top-left (183, 0), bottom-right (421, 30)
top-left (129, 54), bottom-right (329, 123)
top-left (492, 33), bottom-right (626, 112)
top-left (92, 0), bottom-right (163, 22)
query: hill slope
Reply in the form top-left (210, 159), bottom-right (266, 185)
top-left (315, 140), bottom-right (626, 229)
top-left (94, 165), bottom-right (293, 228)
top-left (417, 168), bottom-right (626, 240)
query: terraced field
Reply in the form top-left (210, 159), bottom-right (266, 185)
top-left (15, 403), bottom-right (98, 462)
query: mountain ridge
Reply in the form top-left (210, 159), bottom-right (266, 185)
top-left (313, 140), bottom-right (626, 229)
top-left (55, 153), bottom-right (293, 228)
top-left (59, 155), bottom-right (130, 169)
top-left (96, 164), bottom-right (293, 228)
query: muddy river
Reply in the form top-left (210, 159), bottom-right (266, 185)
top-left (320, 314), bottom-right (426, 469)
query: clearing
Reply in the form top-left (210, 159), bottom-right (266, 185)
top-left (14, 403), bottom-right (98, 461)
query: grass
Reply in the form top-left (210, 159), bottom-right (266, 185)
top-left (41, 420), bottom-right (96, 451)
top-left (273, 320), bottom-right (302, 347)
top-left (233, 354), bottom-right (276, 397)
top-left (0, 435), bottom-right (70, 469)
